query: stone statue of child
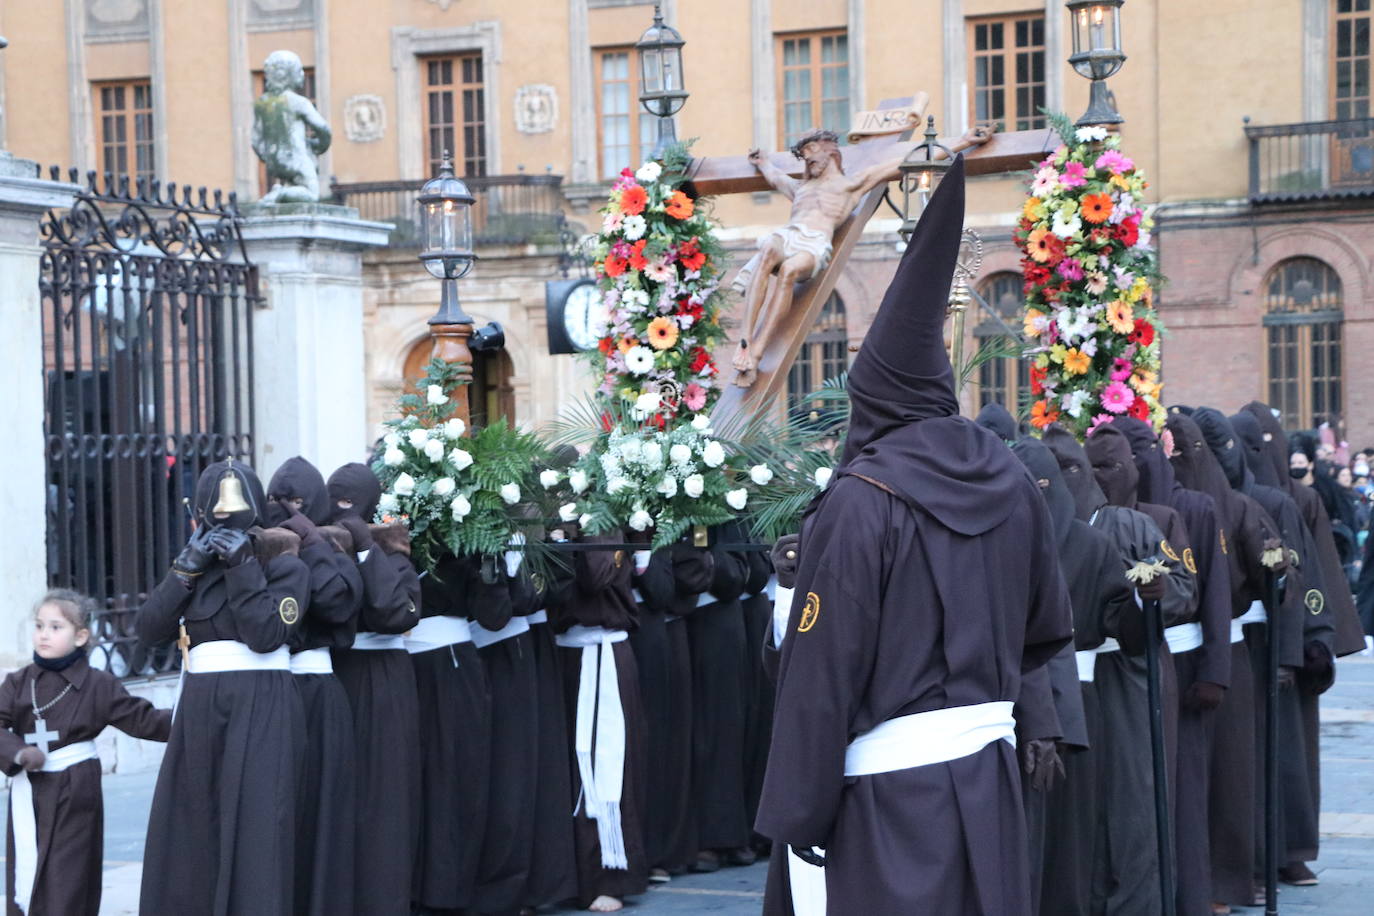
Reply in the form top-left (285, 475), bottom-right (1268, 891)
top-left (252, 50), bottom-right (332, 204)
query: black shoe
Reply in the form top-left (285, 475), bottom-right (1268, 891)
top-left (693, 850), bottom-right (720, 873)
top-left (721, 847), bottom-right (758, 867)
top-left (1278, 862), bottom-right (1318, 886)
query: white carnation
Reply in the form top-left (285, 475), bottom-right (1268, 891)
top-left (624, 346), bottom-right (655, 375)
top-left (814, 467), bottom-right (833, 488)
top-left (683, 474), bottom-right (705, 498)
top-left (559, 503), bottom-right (580, 522)
top-left (701, 440), bottom-right (726, 468)
top-left (423, 439), bottom-right (445, 463)
top-left (635, 161), bottom-right (663, 183)
top-left (407, 428), bottom-right (429, 449)
top-left (393, 472), bottom-right (416, 497)
top-left (426, 384), bottom-right (448, 406)
top-left (656, 476), bottom-right (679, 498)
top-left (634, 391), bottom-right (662, 414)
top-left (499, 483), bottom-right (521, 505)
top-left (749, 464), bottom-right (774, 486)
top-left (449, 448), bottom-right (474, 471)
top-left (378, 493), bottom-right (399, 514)
top-left (669, 443), bottom-right (692, 465)
top-left (383, 447), bottom-right (405, 467)
top-left (569, 469), bottom-right (589, 493)
top-left (628, 509), bottom-right (654, 532)
top-left (691, 414), bottom-right (711, 432)
top-left (450, 494), bottom-right (472, 521)
top-left (726, 488), bottom-right (749, 511)
top-left (539, 469), bottom-right (561, 489)
top-left (444, 417), bottom-right (466, 439)
top-left (432, 477), bottom-right (456, 498)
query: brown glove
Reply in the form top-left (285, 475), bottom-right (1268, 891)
top-left (1183, 680), bottom-right (1226, 712)
top-left (771, 534), bottom-right (801, 589)
top-left (335, 515), bottom-right (373, 552)
top-left (279, 505), bottom-right (323, 548)
top-left (16, 747), bottom-right (45, 772)
top-left (1020, 738), bottom-right (1065, 793)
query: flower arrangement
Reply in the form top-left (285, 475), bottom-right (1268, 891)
top-left (588, 144), bottom-right (730, 425)
top-left (371, 358), bottom-right (548, 573)
top-left (1015, 114), bottom-right (1165, 438)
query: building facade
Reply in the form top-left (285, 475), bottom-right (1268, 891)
top-left (2, 0), bottom-right (1371, 444)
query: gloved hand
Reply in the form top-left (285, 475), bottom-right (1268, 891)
top-left (1277, 666), bottom-right (1297, 689)
top-left (278, 505), bottom-right (323, 548)
top-left (205, 527), bottom-right (254, 567)
top-left (1263, 537), bottom-right (1289, 573)
top-left (15, 747), bottom-right (45, 772)
top-left (335, 515), bottom-right (373, 553)
top-left (1136, 574), bottom-right (1166, 603)
top-left (1184, 680), bottom-right (1227, 712)
top-left (1020, 738), bottom-right (1065, 793)
top-left (771, 534), bottom-right (801, 589)
top-left (172, 526), bottom-right (217, 589)
top-left (790, 845), bottom-right (826, 868)
top-left (1301, 641), bottom-right (1335, 694)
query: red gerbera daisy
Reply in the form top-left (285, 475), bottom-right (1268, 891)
top-left (1127, 397), bottom-right (1152, 421)
top-left (628, 239), bottom-right (649, 271)
top-left (1127, 318), bottom-right (1155, 348)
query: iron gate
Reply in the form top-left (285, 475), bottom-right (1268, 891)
top-left (39, 169), bottom-right (259, 677)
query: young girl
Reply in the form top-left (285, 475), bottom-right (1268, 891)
top-left (0, 590), bottom-right (171, 915)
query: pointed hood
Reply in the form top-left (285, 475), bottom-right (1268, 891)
top-left (1165, 412), bottom-right (1233, 502)
top-left (975, 402), bottom-right (1018, 442)
top-left (1108, 416), bottom-right (1177, 505)
top-left (1011, 437), bottom-right (1075, 549)
top-left (1241, 401), bottom-right (1295, 494)
top-left (842, 155), bottom-right (965, 463)
top-left (1085, 425), bottom-right (1140, 508)
top-left (1229, 409), bottom-right (1279, 488)
top-left (1194, 407), bottom-right (1251, 491)
top-left (266, 456), bottom-right (331, 526)
top-left (1042, 424), bottom-right (1108, 521)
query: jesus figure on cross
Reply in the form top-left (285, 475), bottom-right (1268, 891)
top-left (729, 125), bottom-right (992, 387)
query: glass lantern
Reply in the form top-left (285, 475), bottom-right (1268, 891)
top-left (636, 3), bottom-right (688, 158)
top-left (897, 117), bottom-right (952, 243)
top-left (417, 153), bottom-right (476, 282)
top-left (1066, 0), bottom-right (1127, 125)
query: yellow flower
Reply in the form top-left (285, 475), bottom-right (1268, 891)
top-left (1035, 352), bottom-right (1051, 370)
top-left (1130, 367), bottom-right (1157, 393)
top-left (1023, 308), bottom-right (1046, 338)
top-left (1023, 198), bottom-right (1045, 222)
top-left (1049, 344), bottom-right (1067, 364)
top-left (1110, 173), bottom-right (1132, 191)
top-left (1106, 300), bottom-right (1135, 334)
top-left (646, 316), bottom-right (680, 351)
top-left (1063, 348), bottom-right (1091, 376)
top-left (1130, 277), bottom-right (1151, 303)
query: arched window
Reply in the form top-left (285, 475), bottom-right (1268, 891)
top-left (786, 292), bottom-right (848, 409)
top-left (403, 337), bottom-right (515, 429)
top-left (1264, 257), bottom-right (1343, 428)
top-left (974, 272), bottom-right (1029, 411)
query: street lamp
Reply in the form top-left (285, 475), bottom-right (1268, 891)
top-left (636, 2), bottom-right (688, 160)
top-left (896, 116), bottom-right (952, 243)
top-left (1066, 0), bottom-right (1127, 127)
top-left (417, 151), bottom-right (476, 325)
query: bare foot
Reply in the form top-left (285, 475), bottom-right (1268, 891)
top-left (589, 895), bottom-right (624, 912)
top-left (732, 340), bottom-right (755, 373)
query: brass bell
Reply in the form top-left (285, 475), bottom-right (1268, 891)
top-left (212, 470), bottom-right (251, 519)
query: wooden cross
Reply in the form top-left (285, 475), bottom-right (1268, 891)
top-left (25, 718), bottom-right (59, 755)
top-left (689, 96), bottom-right (1055, 425)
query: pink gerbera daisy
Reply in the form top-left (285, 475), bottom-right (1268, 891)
top-left (683, 383), bottom-right (708, 411)
top-left (1061, 161), bottom-right (1088, 188)
top-left (1101, 380), bottom-right (1135, 414)
top-left (1095, 150), bottom-right (1134, 174)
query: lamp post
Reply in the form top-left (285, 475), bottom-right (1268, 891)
top-left (636, 3), bottom-right (688, 160)
top-left (418, 152), bottom-right (477, 422)
top-left (1066, 0), bottom-right (1127, 126)
top-left (896, 116), bottom-right (952, 243)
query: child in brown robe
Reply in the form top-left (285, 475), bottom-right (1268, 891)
top-left (0, 590), bottom-right (171, 916)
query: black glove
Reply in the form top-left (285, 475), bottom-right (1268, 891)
top-left (790, 845), bottom-right (826, 868)
top-left (335, 515), bottom-right (373, 552)
top-left (1184, 680), bottom-right (1227, 712)
top-left (1020, 738), bottom-right (1065, 793)
top-left (172, 526), bottom-right (217, 588)
top-left (205, 527), bottom-right (254, 567)
top-left (1136, 575), bottom-right (1166, 603)
top-left (771, 534), bottom-right (801, 589)
top-left (278, 505), bottom-right (323, 547)
top-left (1301, 641), bottom-right (1336, 694)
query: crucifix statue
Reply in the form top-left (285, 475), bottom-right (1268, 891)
top-left (730, 123), bottom-right (993, 386)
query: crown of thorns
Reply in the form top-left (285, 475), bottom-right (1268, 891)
top-left (791, 129), bottom-right (842, 160)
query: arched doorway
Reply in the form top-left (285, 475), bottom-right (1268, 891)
top-left (402, 336), bottom-right (516, 429)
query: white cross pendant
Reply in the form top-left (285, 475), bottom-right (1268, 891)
top-left (25, 717), bottom-right (59, 755)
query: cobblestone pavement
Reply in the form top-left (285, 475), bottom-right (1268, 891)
top-left (3, 658), bottom-right (1369, 914)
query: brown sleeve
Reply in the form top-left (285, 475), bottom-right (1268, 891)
top-left (0, 672), bottom-right (30, 775)
top-left (101, 673), bottom-right (173, 743)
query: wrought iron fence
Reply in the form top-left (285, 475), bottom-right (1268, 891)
top-left (38, 168), bottom-right (259, 678)
top-left (331, 172), bottom-right (567, 247)
top-left (1246, 117), bottom-right (1374, 203)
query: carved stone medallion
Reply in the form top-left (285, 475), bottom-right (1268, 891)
top-left (514, 84), bottom-right (558, 135)
top-left (344, 95), bottom-right (386, 143)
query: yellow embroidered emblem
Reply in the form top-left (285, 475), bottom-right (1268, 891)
top-left (278, 597), bottom-right (300, 625)
top-left (1289, 548), bottom-right (1301, 568)
top-left (531, 572), bottom-right (547, 592)
top-left (1305, 589), bottom-right (1325, 615)
top-left (613, 550), bottom-right (625, 568)
top-left (798, 592), bottom-right (821, 633)
top-left (1219, 530), bottom-right (1228, 556)
top-left (1160, 540), bottom-right (1180, 563)
top-left (1182, 548), bottom-right (1197, 575)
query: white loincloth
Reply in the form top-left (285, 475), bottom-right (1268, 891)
top-left (731, 223), bottom-right (834, 293)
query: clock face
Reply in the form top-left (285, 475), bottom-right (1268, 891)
top-left (563, 281), bottom-right (608, 351)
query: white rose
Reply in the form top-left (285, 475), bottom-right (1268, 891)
top-left (569, 469), bottom-right (589, 493)
top-left (669, 443), bottom-right (692, 465)
top-left (393, 472), bottom-right (416, 497)
top-left (383, 431), bottom-right (401, 448)
top-left (701, 440), bottom-right (726, 468)
top-left (449, 448), bottom-right (474, 471)
top-left (499, 483), bottom-right (521, 505)
top-left (641, 441), bottom-right (664, 468)
top-left (407, 428), bottom-right (429, 449)
top-left (539, 469), bottom-right (560, 489)
top-left (726, 488), bottom-right (749, 511)
top-left (684, 474), bottom-right (705, 498)
top-left (691, 414), bottom-right (711, 432)
top-left (444, 417), bottom-right (466, 439)
top-left (619, 438), bottom-right (643, 460)
top-left (432, 477), bottom-right (456, 498)
top-left (749, 464), bottom-right (774, 486)
top-left (450, 494), bottom-right (472, 521)
top-left (559, 503), bottom-right (580, 522)
top-left (635, 161), bottom-right (663, 183)
top-left (383, 447), bottom-right (405, 467)
top-left (814, 467), bottom-right (834, 488)
top-left (378, 493), bottom-right (399, 514)
top-left (607, 476), bottom-right (630, 495)
top-left (656, 476), bottom-right (679, 498)
top-left (634, 391), bottom-right (662, 414)
top-left (426, 384), bottom-right (448, 406)
top-left (628, 509), bottom-right (653, 532)
top-left (1075, 126), bottom-right (1108, 142)
top-left (423, 439), bottom-right (446, 463)
top-left (578, 513), bottom-right (593, 528)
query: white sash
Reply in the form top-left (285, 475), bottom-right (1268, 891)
top-left (11, 740), bottom-right (99, 913)
top-left (772, 585), bottom-right (796, 649)
top-left (404, 616), bottom-right (473, 653)
top-left (631, 588), bottom-right (646, 604)
top-left (1236, 599), bottom-right (1267, 626)
top-left (187, 641), bottom-right (290, 674)
top-left (289, 647), bottom-right (334, 675)
top-left (1230, 618), bottom-right (1248, 644)
top-left (526, 609), bottom-right (549, 625)
top-left (470, 615), bottom-right (531, 649)
top-left (555, 625), bottom-right (630, 869)
top-left (1164, 622), bottom-right (1204, 655)
top-left (1077, 636), bottom-right (1123, 683)
top-left (350, 632), bottom-right (406, 651)
top-left (843, 701), bottom-right (1017, 777)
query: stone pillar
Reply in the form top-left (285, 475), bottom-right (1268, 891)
top-left (238, 203), bottom-right (392, 482)
top-left (0, 156), bottom-right (78, 666)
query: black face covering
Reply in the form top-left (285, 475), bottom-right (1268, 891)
top-left (1240, 402), bottom-right (1293, 492)
top-left (975, 402), bottom-right (1018, 442)
top-left (266, 456), bottom-right (331, 526)
top-left (327, 462), bottom-right (383, 522)
top-left (1228, 410), bottom-right (1278, 488)
top-left (34, 646), bottom-right (86, 672)
top-left (1108, 416), bottom-right (1176, 505)
top-left (1166, 412), bottom-right (1233, 500)
top-left (1085, 426), bottom-right (1140, 508)
top-left (1042, 424), bottom-right (1109, 521)
top-left (1194, 407), bottom-right (1248, 491)
top-left (1011, 437), bottom-right (1076, 549)
top-left (192, 460), bottom-right (266, 531)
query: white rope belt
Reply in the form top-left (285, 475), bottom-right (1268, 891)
top-left (187, 641), bottom-right (290, 674)
top-left (1165, 622), bottom-right (1204, 655)
top-left (404, 616), bottom-right (473, 654)
top-left (289, 647), bottom-right (334, 675)
top-left (1236, 599), bottom-right (1267, 627)
top-left (471, 615), bottom-right (531, 649)
top-left (12, 740), bottom-right (98, 913)
top-left (350, 632), bottom-right (406, 651)
top-left (526, 609), bottom-right (549, 625)
top-left (555, 625), bottom-right (630, 869)
top-left (772, 585), bottom-right (796, 648)
top-left (843, 701), bottom-right (1016, 777)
